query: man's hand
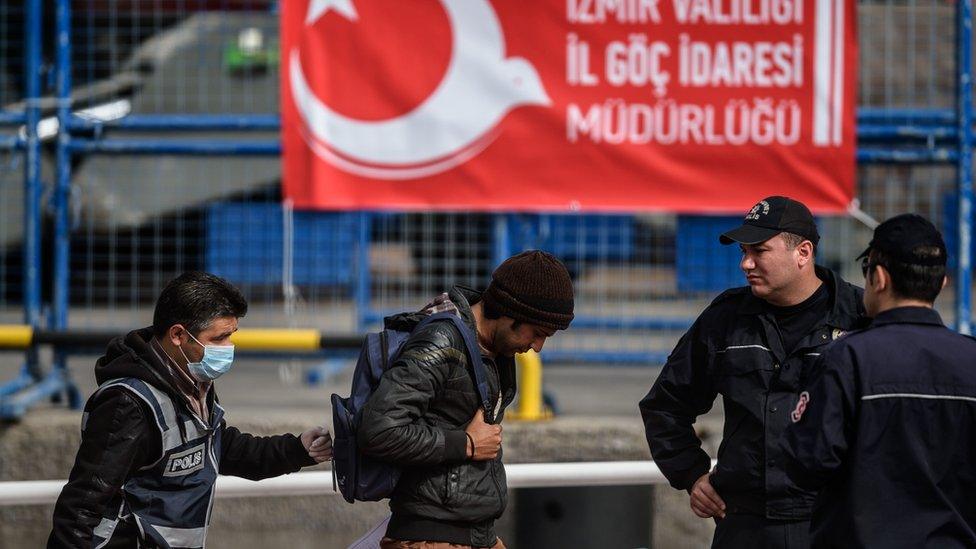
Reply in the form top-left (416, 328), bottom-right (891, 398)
top-left (300, 426), bottom-right (333, 463)
top-left (464, 408), bottom-right (502, 461)
top-left (689, 473), bottom-right (726, 519)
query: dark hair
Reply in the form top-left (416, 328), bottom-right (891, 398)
top-left (869, 247), bottom-right (945, 302)
top-left (481, 295), bottom-right (522, 329)
top-left (152, 272), bottom-right (248, 338)
top-left (780, 231), bottom-right (817, 255)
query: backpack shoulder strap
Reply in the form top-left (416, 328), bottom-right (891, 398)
top-left (414, 312), bottom-right (492, 417)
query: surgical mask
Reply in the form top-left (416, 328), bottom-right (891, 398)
top-left (180, 332), bottom-right (235, 381)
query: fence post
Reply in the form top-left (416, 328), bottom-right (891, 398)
top-left (492, 214), bottom-right (511, 268)
top-left (53, 0), bottom-right (80, 407)
top-left (355, 212), bottom-right (371, 330)
top-left (957, 0), bottom-right (974, 335)
top-left (54, 0), bottom-right (72, 335)
top-left (23, 0), bottom-right (42, 332)
top-left (16, 0), bottom-right (45, 397)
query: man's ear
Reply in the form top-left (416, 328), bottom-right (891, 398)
top-left (873, 265), bottom-right (891, 293)
top-left (796, 240), bottom-right (814, 267)
top-left (167, 324), bottom-right (185, 347)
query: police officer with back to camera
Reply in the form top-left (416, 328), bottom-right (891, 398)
top-left (639, 196), bottom-right (865, 548)
top-left (48, 272), bottom-right (332, 549)
top-left (782, 213), bottom-right (976, 548)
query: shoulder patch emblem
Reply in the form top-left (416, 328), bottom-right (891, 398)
top-left (791, 391), bottom-right (810, 423)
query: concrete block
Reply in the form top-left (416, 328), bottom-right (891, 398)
top-left (0, 411), bottom-right (717, 548)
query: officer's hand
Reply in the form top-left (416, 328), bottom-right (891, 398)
top-left (689, 473), bottom-right (726, 519)
top-left (300, 426), bottom-right (333, 463)
top-left (465, 408), bottom-right (502, 461)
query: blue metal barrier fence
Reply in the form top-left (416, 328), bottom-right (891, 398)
top-left (0, 0), bottom-right (80, 418)
top-left (0, 0), bottom-right (972, 419)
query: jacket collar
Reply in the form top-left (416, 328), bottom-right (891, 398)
top-left (737, 265), bottom-right (863, 329)
top-left (95, 327), bottom-right (217, 415)
top-left (449, 285), bottom-right (482, 334)
top-left (870, 306), bottom-right (944, 328)
top-left (96, 327), bottom-right (179, 390)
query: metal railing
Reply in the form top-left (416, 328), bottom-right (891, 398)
top-left (0, 460), bottom-right (676, 507)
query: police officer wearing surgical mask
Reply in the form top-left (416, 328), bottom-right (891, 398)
top-left (49, 272), bottom-right (333, 549)
top-left (782, 214), bottom-right (976, 548)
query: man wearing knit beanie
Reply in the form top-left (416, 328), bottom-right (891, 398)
top-left (358, 250), bottom-right (574, 549)
top-left (479, 250), bottom-right (575, 350)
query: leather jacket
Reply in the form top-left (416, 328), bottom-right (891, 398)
top-left (358, 286), bottom-right (516, 548)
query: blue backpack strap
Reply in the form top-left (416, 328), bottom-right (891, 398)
top-left (415, 312), bottom-right (492, 418)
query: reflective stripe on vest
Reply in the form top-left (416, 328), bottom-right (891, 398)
top-left (93, 378), bottom-right (225, 549)
top-left (91, 501), bottom-right (125, 549)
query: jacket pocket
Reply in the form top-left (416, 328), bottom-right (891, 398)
top-left (714, 347), bottom-right (775, 395)
top-left (444, 464), bottom-right (461, 506)
top-left (715, 345), bottom-right (775, 374)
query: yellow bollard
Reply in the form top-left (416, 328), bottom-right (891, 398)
top-left (508, 350), bottom-right (551, 421)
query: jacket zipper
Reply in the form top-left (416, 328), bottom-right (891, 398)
top-left (484, 359), bottom-right (504, 503)
top-left (380, 331), bottom-right (389, 369)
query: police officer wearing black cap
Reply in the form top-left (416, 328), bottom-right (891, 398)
top-left (782, 213), bottom-right (976, 548)
top-left (640, 196), bottom-right (864, 549)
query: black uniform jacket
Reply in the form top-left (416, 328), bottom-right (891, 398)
top-left (782, 306), bottom-right (976, 548)
top-left (357, 286), bottom-right (516, 549)
top-left (639, 266), bottom-right (864, 519)
top-left (48, 327), bottom-right (314, 548)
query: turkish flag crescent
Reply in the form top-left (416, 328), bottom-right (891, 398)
top-left (281, 0), bottom-right (857, 213)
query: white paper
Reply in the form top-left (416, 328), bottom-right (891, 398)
top-left (347, 514), bottom-right (391, 549)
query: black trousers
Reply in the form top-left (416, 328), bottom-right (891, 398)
top-left (711, 514), bottom-right (810, 549)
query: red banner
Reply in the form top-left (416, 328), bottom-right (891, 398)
top-left (281, 0), bottom-right (856, 213)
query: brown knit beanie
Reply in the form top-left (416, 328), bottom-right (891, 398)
top-left (482, 250), bottom-right (575, 331)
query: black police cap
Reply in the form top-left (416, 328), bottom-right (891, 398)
top-left (720, 196), bottom-right (820, 246)
top-left (857, 213), bottom-right (947, 266)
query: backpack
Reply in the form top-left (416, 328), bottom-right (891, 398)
top-left (330, 312), bottom-right (491, 503)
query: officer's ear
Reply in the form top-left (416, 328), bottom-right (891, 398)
top-left (872, 264), bottom-right (891, 293)
top-left (941, 275), bottom-right (949, 290)
top-left (167, 324), bottom-right (187, 347)
top-left (795, 240), bottom-right (814, 266)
